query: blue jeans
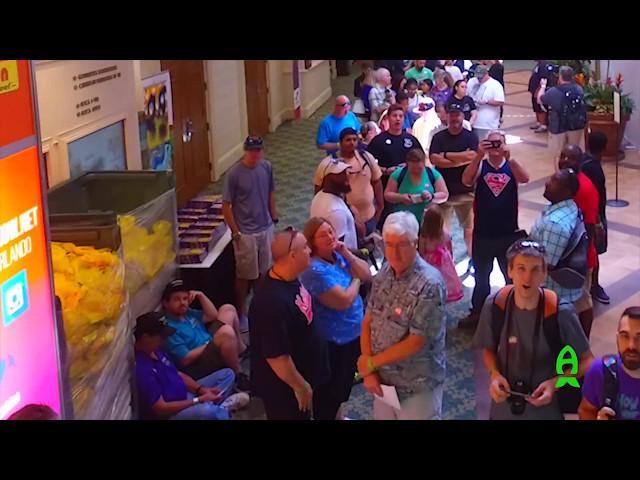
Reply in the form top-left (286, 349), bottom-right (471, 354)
top-left (171, 368), bottom-right (236, 420)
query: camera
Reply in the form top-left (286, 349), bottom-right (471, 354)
top-left (507, 380), bottom-right (530, 415)
top-left (490, 140), bottom-right (502, 149)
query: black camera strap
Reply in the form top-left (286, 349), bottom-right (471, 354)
top-left (503, 289), bottom-right (544, 389)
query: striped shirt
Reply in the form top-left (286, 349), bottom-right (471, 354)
top-left (530, 199), bottom-right (582, 302)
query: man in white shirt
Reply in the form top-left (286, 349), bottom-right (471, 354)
top-left (466, 64), bottom-right (505, 141)
top-left (310, 159), bottom-right (358, 250)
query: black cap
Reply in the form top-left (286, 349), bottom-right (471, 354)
top-left (162, 279), bottom-right (189, 302)
top-left (244, 135), bottom-right (264, 150)
top-left (134, 311), bottom-right (176, 340)
top-left (446, 102), bottom-right (464, 114)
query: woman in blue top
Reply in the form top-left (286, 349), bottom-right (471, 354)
top-left (300, 216), bottom-right (372, 420)
top-left (384, 148), bottom-right (449, 226)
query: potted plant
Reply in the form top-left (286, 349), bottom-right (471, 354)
top-left (583, 73), bottom-right (635, 161)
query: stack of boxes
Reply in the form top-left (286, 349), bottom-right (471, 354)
top-left (177, 195), bottom-right (228, 264)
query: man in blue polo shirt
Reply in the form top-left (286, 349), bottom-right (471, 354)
top-left (317, 95), bottom-right (362, 157)
top-left (161, 280), bottom-right (250, 390)
top-left (134, 311), bottom-right (249, 420)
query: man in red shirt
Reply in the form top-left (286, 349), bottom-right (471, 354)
top-left (559, 144), bottom-right (600, 338)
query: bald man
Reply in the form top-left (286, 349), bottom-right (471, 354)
top-left (249, 228), bottom-right (330, 420)
top-left (558, 144), bottom-right (600, 338)
top-left (317, 95), bottom-right (362, 157)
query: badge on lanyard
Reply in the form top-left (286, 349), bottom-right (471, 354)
top-left (508, 336), bottom-right (518, 345)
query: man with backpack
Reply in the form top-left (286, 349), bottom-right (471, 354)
top-left (540, 66), bottom-right (587, 167)
top-left (458, 131), bottom-right (530, 330)
top-left (530, 169), bottom-right (587, 308)
top-left (473, 239), bottom-right (592, 420)
top-left (314, 128), bottom-right (384, 238)
top-left (579, 306), bottom-right (640, 420)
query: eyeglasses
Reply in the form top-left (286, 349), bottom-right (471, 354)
top-left (509, 240), bottom-right (546, 254)
top-left (339, 101), bottom-right (351, 107)
top-left (383, 240), bottom-right (416, 251)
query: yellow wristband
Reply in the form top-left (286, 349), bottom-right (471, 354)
top-left (367, 357), bottom-right (376, 374)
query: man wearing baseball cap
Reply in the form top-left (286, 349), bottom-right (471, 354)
top-left (134, 311), bottom-right (249, 420)
top-left (465, 64), bottom-right (505, 141)
top-left (223, 135), bottom-right (279, 330)
top-left (161, 280), bottom-right (249, 390)
top-left (309, 157), bottom-right (358, 250)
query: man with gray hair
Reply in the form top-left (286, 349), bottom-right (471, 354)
top-left (357, 211), bottom-right (447, 419)
top-left (541, 66), bottom-right (587, 166)
top-left (317, 94), bottom-right (362, 157)
top-left (369, 68), bottom-right (395, 122)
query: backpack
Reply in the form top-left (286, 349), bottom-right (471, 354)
top-left (548, 210), bottom-right (589, 289)
top-left (491, 285), bottom-right (582, 414)
top-left (559, 86), bottom-right (587, 131)
top-left (396, 164), bottom-right (437, 189)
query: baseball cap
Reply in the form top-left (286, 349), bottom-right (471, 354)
top-left (475, 64), bottom-right (489, 77)
top-left (134, 311), bottom-right (176, 340)
top-left (162, 279), bottom-right (189, 302)
top-left (317, 157), bottom-right (351, 180)
top-left (244, 135), bottom-right (264, 150)
top-left (446, 102), bottom-right (464, 114)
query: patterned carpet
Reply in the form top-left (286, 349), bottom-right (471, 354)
top-left (205, 64), bottom-right (540, 419)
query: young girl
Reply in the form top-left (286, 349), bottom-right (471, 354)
top-left (419, 205), bottom-right (464, 303)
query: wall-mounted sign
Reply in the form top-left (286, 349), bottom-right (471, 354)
top-left (0, 60), bottom-right (19, 95)
top-left (293, 61), bottom-right (301, 120)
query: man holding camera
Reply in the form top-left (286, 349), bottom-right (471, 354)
top-left (473, 239), bottom-right (592, 420)
top-left (458, 131), bottom-right (530, 330)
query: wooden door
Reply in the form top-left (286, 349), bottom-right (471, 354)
top-left (244, 60), bottom-right (270, 136)
top-left (160, 60), bottom-right (211, 207)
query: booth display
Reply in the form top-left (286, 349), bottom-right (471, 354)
top-left (47, 170), bottom-right (179, 419)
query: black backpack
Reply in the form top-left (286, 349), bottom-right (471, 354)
top-left (548, 211), bottom-right (589, 289)
top-left (491, 286), bottom-right (582, 414)
top-left (396, 165), bottom-right (437, 189)
top-left (559, 86), bottom-right (587, 131)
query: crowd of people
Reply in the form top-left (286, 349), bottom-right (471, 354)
top-left (10, 61), bottom-right (638, 422)
top-left (131, 60), bottom-right (637, 421)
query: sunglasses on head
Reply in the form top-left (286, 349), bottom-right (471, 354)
top-left (284, 225), bottom-right (298, 254)
top-left (509, 240), bottom-right (546, 254)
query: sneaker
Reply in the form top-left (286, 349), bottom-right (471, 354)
top-left (221, 392), bottom-right (250, 412)
top-left (529, 123), bottom-right (541, 130)
top-left (235, 372), bottom-right (251, 392)
top-left (591, 285), bottom-right (611, 305)
top-left (458, 312), bottom-right (480, 330)
top-left (534, 125), bottom-right (548, 133)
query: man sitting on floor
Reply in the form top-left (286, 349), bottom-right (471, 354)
top-left (135, 311), bottom-right (249, 420)
top-left (161, 280), bottom-right (250, 390)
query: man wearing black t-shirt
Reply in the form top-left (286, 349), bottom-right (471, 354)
top-left (459, 131), bottom-right (530, 329)
top-left (429, 103), bottom-right (479, 267)
top-left (249, 228), bottom-right (330, 420)
top-left (368, 104), bottom-right (424, 227)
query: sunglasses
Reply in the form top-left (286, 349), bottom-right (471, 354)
top-left (284, 225), bottom-right (298, 254)
top-left (339, 101), bottom-right (351, 107)
top-left (509, 240), bottom-right (546, 254)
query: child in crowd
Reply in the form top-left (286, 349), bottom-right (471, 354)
top-left (419, 205), bottom-right (464, 304)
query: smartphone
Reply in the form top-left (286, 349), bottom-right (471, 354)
top-left (410, 194), bottom-right (423, 204)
